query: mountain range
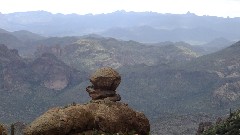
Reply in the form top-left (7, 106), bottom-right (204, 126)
top-left (0, 11), bottom-right (239, 43)
top-left (0, 27), bottom-right (240, 134)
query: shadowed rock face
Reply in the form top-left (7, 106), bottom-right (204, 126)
top-left (86, 67), bottom-right (122, 102)
top-left (24, 100), bottom-right (150, 135)
top-left (0, 44), bottom-right (21, 65)
top-left (31, 53), bottom-right (83, 90)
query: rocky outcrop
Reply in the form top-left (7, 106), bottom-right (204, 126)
top-left (24, 67), bottom-right (150, 135)
top-left (24, 100), bottom-right (150, 135)
top-left (31, 53), bottom-right (84, 90)
top-left (86, 67), bottom-right (121, 102)
top-left (0, 44), bottom-right (21, 65)
top-left (2, 60), bottom-right (29, 90)
top-left (0, 45), bottom-right (85, 91)
top-left (0, 44), bottom-right (29, 90)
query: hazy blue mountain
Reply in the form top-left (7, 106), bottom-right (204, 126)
top-left (0, 32), bottom-right (25, 49)
top-left (0, 11), bottom-right (239, 43)
top-left (197, 37), bottom-right (234, 54)
top-left (0, 29), bottom-right (46, 54)
top-left (102, 26), bottom-right (225, 43)
top-left (12, 30), bottom-right (45, 42)
top-left (0, 28), bottom-right (10, 34)
top-left (148, 41), bottom-right (206, 55)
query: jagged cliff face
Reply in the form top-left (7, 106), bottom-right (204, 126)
top-left (0, 44), bottom-right (28, 90)
top-left (0, 44), bottom-right (21, 65)
top-left (2, 60), bottom-right (29, 90)
top-left (0, 44), bottom-right (84, 91)
top-left (30, 53), bottom-right (81, 90)
top-left (0, 44), bottom-right (88, 123)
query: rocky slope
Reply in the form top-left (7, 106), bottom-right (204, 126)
top-left (199, 109), bottom-right (240, 135)
top-left (35, 37), bottom-right (199, 71)
top-left (0, 29), bottom-right (45, 54)
top-left (1, 34), bottom-right (240, 134)
top-left (0, 44), bottom-right (87, 123)
top-left (181, 41), bottom-right (240, 104)
top-left (117, 41), bottom-right (240, 134)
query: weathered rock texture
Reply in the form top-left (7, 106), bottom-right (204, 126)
top-left (24, 100), bottom-right (150, 135)
top-left (90, 67), bottom-right (121, 90)
top-left (86, 67), bottom-right (121, 102)
top-left (31, 53), bottom-right (84, 90)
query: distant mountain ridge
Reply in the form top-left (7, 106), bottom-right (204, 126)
top-left (0, 11), bottom-right (239, 43)
top-left (34, 37), bottom-right (199, 70)
top-left (0, 28), bottom-right (45, 54)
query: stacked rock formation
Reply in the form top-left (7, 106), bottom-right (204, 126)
top-left (86, 67), bottom-right (121, 102)
top-left (24, 67), bottom-right (150, 135)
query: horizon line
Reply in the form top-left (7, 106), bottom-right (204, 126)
top-left (0, 10), bottom-right (237, 19)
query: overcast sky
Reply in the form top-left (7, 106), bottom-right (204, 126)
top-left (0, 0), bottom-right (239, 17)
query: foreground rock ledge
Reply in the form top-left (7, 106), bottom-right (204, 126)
top-left (24, 100), bottom-right (150, 135)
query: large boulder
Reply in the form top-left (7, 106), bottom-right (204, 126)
top-left (87, 67), bottom-right (122, 102)
top-left (24, 100), bottom-right (150, 135)
top-left (90, 67), bottom-right (121, 90)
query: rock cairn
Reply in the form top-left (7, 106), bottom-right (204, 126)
top-left (86, 67), bottom-right (121, 102)
top-left (24, 67), bottom-right (150, 135)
